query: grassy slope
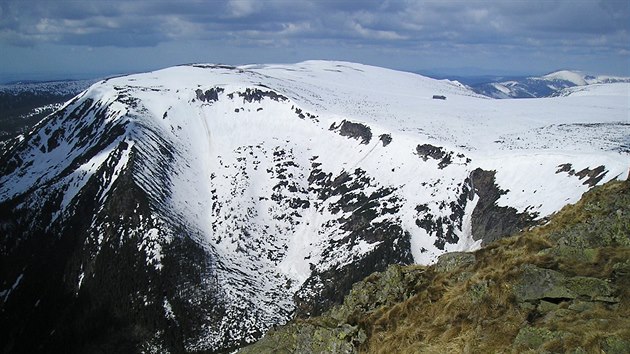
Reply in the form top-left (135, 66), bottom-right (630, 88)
top-left (241, 178), bottom-right (630, 353)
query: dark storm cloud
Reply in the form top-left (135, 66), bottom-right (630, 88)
top-left (0, 0), bottom-right (628, 79)
top-left (1, 0), bottom-right (627, 50)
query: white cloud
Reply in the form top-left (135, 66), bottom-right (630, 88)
top-left (226, 0), bottom-right (260, 18)
top-left (351, 22), bottom-right (406, 40)
top-left (163, 16), bottom-right (205, 40)
top-left (279, 22), bottom-right (313, 36)
top-left (466, 8), bottom-right (490, 23)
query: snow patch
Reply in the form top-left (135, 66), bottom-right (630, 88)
top-left (1, 273), bottom-right (24, 303)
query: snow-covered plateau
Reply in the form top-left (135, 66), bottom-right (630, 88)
top-left (0, 61), bottom-right (628, 353)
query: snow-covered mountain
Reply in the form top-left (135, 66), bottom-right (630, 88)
top-left (1, 61), bottom-right (628, 353)
top-left (470, 70), bottom-right (630, 98)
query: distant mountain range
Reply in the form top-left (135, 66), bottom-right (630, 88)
top-left (0, 79), bottom-right (97, 96)
top-left (0, 79), bottom-right (97, 144)
top-left (466, 70), bottom-right (630, 99)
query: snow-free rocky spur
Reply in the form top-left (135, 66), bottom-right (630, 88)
top-left (0, 61), bottom-right (628, 353)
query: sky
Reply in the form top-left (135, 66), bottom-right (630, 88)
top-left (0, 0), bottom-right (629, 82)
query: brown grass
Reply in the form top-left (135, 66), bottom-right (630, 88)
top-left (357, 179), bottom-right (630, 353)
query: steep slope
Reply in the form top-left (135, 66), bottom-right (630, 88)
top-left (241, 177), bottom-right (630, 353)
top-left (0, 61), bottom-right (628, 353)
top-left (471, 70), bottom-right (630, 99)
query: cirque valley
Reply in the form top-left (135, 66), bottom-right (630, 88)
top-left (0, 61), bottom-right (628, 353)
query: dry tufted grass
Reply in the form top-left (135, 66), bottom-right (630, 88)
top-left (359, 179), bottom-right (630, 354)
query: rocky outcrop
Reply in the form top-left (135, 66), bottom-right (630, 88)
top-left (378, 134), bottom-right (392, 147)
top-left (415, 144), bottom-right (452, 169)
top-left (295, 167), bottom-right (414, 318)
top-left (470, 168), bottom-right (538, 245)
top-left (243, 264), bottom-right (429, 354)
top-left (434, 252), bottom-right (475, 273)
top-left (329, 120), bottom-right (372, 144)
top-left (556, 163), bottom-right (607, 187)
top-left (195, 87), bottom-right (224, 103)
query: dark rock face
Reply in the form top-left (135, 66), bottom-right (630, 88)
top-left (415, 144), bottom-right (453, 169)
top-left (0, 152), bottom-right (216, 353)
top-left (239, 88), bottom-right (288, 103)
top-left (379, 134), bottom-right (392, 147)
top-left (329, 120), bottom-right (372, 144)
top-left (556, 163), bottom-right (607, 187)
top-left (0, 92), bottom-right (228, 353)
top-left (295, 167), bottom-right (413, 317)
top-left (291, 106), bottom-right (318, 120)
top-left (294, 224), bottom-right (413, 318)
top-left (196, 86), bottom-right (290, 106)
top-left (191, 64), bottom-right (238, 70)
top-left (413, 176), bottom-right (472, 251)
top-left (469, 168), bottom-right (537, 245)
top-left (195, 87), bottom-right (224, 103)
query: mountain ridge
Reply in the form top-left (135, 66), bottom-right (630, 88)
top-left (1, 61), bottom-right (628, 352)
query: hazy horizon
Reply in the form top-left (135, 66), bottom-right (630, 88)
top-left (0, 61), bottom-right (622, 85)
top-left (1, 0), bottom-right (628, 82)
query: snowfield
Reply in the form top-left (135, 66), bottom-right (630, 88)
top-left (47, 61), bottom-right (628, 261)
top-left (1, 61), bottom-right (628, 352)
